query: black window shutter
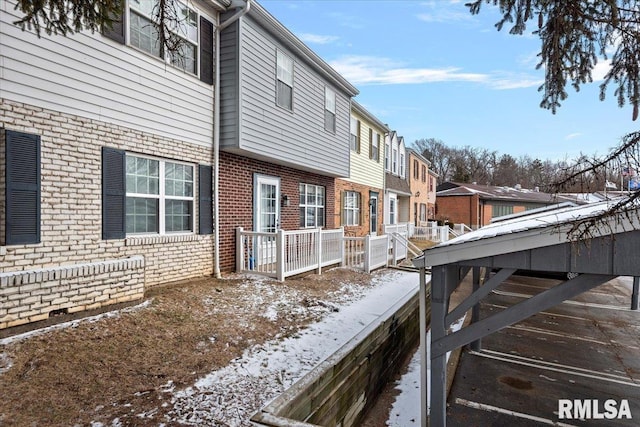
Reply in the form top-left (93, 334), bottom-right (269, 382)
top-left (102, 147), bottom-right (126, 239)
top-left (5, 130), bottom-right (41, 245)
top-left (198, 164), bottom-right (213, 235)
top-left (102, 2), bottom-right (126, 45)
top-left (200, 17), bottom-right (214, 85)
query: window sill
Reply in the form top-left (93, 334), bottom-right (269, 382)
top-left (125, 234), bottom-right (206, 246)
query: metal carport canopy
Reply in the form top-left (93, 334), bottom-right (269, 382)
top-left (412, 200), bottom-right (640, 426)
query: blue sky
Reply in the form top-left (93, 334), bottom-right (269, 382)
top-left (258, 0), bottom-right (638, 162)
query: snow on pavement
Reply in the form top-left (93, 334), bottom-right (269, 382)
top-left (167, 269), bottom-right (420, 426)
top-left (386, 315), bottom-right (466, 426)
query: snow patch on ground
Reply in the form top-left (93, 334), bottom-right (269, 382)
top-left (386, 314), bottom-right (467, 426)
top-left (167, 270), bottom-right (420, 426)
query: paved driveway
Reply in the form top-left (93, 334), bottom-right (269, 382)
top-left (447, 275), bottom-right (640, 426)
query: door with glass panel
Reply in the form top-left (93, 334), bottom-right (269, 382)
top-left (369, 192), bottom-right (378, 235)
top-left (254, 175), bottom-right (280, 266)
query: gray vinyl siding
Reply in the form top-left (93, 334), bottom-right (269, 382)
top-left (220, 16), bottom-right (351, 177)
top-left (219, 18), bottom-right (240, 148)
top-left (0, 2), bottom-right (215, 148)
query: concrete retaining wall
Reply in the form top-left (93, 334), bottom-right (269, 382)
top-left (252, 286), bottom-right (429, 426)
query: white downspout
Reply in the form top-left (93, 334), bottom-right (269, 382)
top-left (214, 0), bottom-right (250, 279)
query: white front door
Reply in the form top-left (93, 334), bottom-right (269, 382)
top-left (369, 192), bottom-right (378, 235)
top-left (255, 174), bottom-right (280, 233)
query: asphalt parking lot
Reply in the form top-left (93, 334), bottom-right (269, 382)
top-left (447, 274), bottom-right (640, 426)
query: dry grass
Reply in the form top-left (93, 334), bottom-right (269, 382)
top-left (0, 268), bottom-right (375, 427)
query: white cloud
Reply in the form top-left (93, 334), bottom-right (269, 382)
top-left (565, 132), bottom-right (582, 140)
top-left (329, 55), bottom-right (542, 89)
top-left (591, 59), bottom-right (612, 82)
top-left (416, 0), bottom-right (474, 23)
top-left (298, 33), bottom-right (339, 45)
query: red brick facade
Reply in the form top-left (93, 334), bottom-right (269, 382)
top-left (334, 179), bottom-right (384, 236)
top-left (436, 194), bottom-right (481, 228)
top-left (218, 151), bottom-right (337, 272)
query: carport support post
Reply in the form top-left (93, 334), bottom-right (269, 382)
top-left (469, 267), bottom-right (482, 351)
top-left (419, 266), bottom-right (428, 427)
top-left (429, 265), bottom-right (449, 427)
top-left (632, 277), bottom-right (640, 310)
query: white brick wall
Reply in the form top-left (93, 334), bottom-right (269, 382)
top-left (0, 99), bottom-right (216, 329)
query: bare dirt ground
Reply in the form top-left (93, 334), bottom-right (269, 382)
top-left (0, 268), bottom-right (379, 427)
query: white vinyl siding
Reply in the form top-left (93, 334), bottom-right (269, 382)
top-left (346, 111), bottom-right (385, 189)
top-left (0, 2), bottom-right (214, 148)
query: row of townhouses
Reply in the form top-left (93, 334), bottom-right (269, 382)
top-left (0, 0), bottom-right (437, 330)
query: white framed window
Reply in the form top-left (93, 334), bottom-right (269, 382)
top-left (125, 154), bottom-right (194, 234)
top-left (392, 148), bottom-right (398, 174)
top-left (350, 118), bottom-right (359, 152)
top-left (389, 198), bottom-right (396, 224)
top-left (384, 143), bottom-right (390, 170)
top-left (343, 191), bottom-right (360, 226)
top-left (129, 0), bottom-right (199, 74)
top-left (399, 153), bottom-right (405, 177)
top-left (371, 132), bottom-right (380, 161)
top-left (299, 183), bottom-right (325, 228)
top-left (324, 87), bottom-right (336, 133)
top-left (276, 49), bottom-right (294, 110)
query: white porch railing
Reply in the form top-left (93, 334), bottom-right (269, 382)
top-left (237, 227), bottom-right (405, 280)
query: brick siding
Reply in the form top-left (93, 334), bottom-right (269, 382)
top-left (218, 151), bottom-right (337, 272)
top-left (0, 99), bottom-right (215, 329)
top-left (334, 179), bottom-right (383, 236)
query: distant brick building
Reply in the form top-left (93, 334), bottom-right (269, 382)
top-left (435, 182), bottom-right (575, 229)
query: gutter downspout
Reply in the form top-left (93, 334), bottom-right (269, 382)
top-left (214, 0), bottom-right (251, 279)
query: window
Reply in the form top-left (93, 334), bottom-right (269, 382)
top-left (3, 130), bottom-right (41, 245)
top-left (384, 143), bottom-right (390, 170)
top-left (430, 176), bottom-right (434, 192)
top-left (299, 183), bottom-right (325, 228)
top-left (392, 149), bottom-right (398, 174)
top-left (324, 87), bottom-right (336, 133)
top-left (276, 50), bottom-right (294, 110)
top-left (421, 165), bottom-right (427, 182)
top-left (343, 191), bottom-right (360, 226)
top-left (413, 160), bottom-right (419, 179)
top-left (492, 204), bottom-right (514, 218)
top-left (350, 118), bottom-right (360, 152)
top-left (125, 155), bottom-right (194, 234)
top-left (399, 153), bottom-right (405, 177)
top-left (389, 198), bottom-right (396, 224)
top-left (370, 131), bottom-right (380, 162)
top-left (129, 0), bottom-right (199, 74)
top-left (420, 203), bottom-right (427, 222)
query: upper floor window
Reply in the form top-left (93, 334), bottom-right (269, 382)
top-left (430, 176), bottom-right (434, 191)
top-left (324, 87), bottom-right (336, 133)
top-left (413, 160), bottom-right (419, 179)
top-left (350, 118), bottom-right (360, 152)
top-left (276, 50), bottom-right (294, 110)
top-left (126, 154), bottom-right (194, 234)
top-left (392, 149), bottom-right (398, 174)
top-left (370, 132), bottom-right (380, 162)
top-left (384, 143), bottom-right (390, 170)
top-left (129, 0), bottom-right (198, 74)
top-left (421, 165), bottom-right (427, 182)
top-left (399, 153), bottom-right (405, 177)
